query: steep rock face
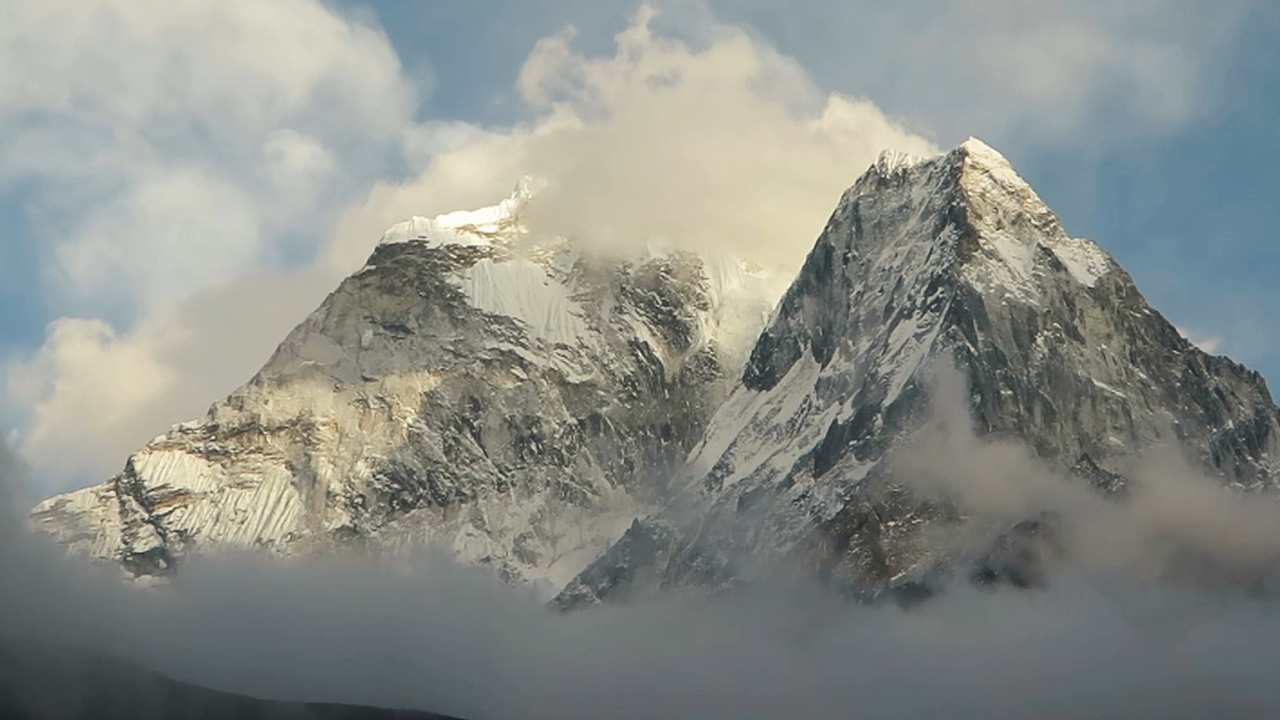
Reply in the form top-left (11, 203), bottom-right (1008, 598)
top-left (559, 139), bottom-right (1280, 605)
top-left (31, 184), bottom-right (775, 588)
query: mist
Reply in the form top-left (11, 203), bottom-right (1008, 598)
top-left (892, 366), bottom-right (1280, 591)
top-left (8, 386), bottom-right (1280, 719)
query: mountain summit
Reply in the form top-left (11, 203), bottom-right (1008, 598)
top-left (31, 181), bottom-right (777, 589)
top-left (555, 139), bottom-right (1280, 605)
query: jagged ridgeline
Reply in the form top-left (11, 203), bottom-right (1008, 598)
top-left (32, 140), bottom-right (1280, 603)
top-left (556, 139), bottom-right (1280, 607)
top-left (30, 180), bottom-right (779, 589)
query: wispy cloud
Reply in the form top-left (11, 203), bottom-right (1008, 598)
top-left (1175, 326), bottom-right (1223, 355)
top-left (327, 6), bottom-right (935, 287)
top-left (697, 0), bottom-right (1254, 147)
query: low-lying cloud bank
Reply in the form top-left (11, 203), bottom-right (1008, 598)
top-left (891, 367), bottom-right (1280, 592)
top-left (8, 386), bottom-right (1280, 719)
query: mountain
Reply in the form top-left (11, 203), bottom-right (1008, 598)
top-left (31, 140), bottom-right (1280, 602)
top-left (30, 180), bottom-right (777, 589)
top-left (555, 139), bottom-right (1280, 606)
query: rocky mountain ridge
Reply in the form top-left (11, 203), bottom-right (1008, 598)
top-left (30, 181), bottom-right (777, 589)
top-left (556, 138), bottom-right (1280, 606)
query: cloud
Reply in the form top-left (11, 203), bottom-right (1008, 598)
top-left (53, 169), bottom-right (265, 310)
top-left (6, 6), bottom-right (1280, 717)
top-left (700, 0), bottom-right (1253, 147)
top-left (0, 0), bottom-right (420, 318)
top-left (7, 436), bottom-right (1280, 719)
top-left (891, 365), bottom-right (1280, 588)
top-left (1176, 326), bottom-right (1223, 355)
top-left (10, 5), bottom-right (935, 491)
top-left (25, 1), bottom-right (1230, 499)
top-left (7, 269), bottom-right (336, 489)
top-left (7, 318), bottom-right (176, 485)
top-left (326, 6), bottom-right (936, 279)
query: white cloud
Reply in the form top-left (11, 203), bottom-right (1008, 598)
top-left (700, 0), bottom-right (1253, 147)
top-left (9, 0), bottom-right (1256, 491)
top-left (7, 318), bottom-right (175, 484)
top-left (8, 269), bottom-right (336, 488)
top-left (53, 168), bottom-right (263, 309)
top-left (0, 0), bottom-right (420, 317)
top-left (1176, 326), bottom-right (1223, 355)
top-left (262, 129), bottom-right (337, 197)
top-left (327, 7), bottom-right (936, 279)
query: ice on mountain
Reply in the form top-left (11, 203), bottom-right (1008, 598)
top-left (1049, 237), bottom-right (1113, 287)
top-left (457, 258), bottom-right (589, 346)
top-left (378, 180), bottom-right (532, 247)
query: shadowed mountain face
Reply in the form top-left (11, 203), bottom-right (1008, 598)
top-left (0, 638), bottom-right (460, 720)
top-left (556, 139), bottom-right (1280, 607)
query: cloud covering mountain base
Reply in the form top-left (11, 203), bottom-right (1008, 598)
top-left (8, 397), bottom-right (1280, 720)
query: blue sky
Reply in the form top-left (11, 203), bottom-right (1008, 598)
top-left (2, 0), bottom-right (1277, 492)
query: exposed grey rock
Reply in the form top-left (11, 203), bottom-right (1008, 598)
top-left (559, 139), bottom-right (1280, 606)
top-left (30, 186), bottom-right (776, 589)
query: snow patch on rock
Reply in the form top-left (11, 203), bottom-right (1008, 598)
top-left (1050, 237), bottom-right (1113, 287)
top-left (457, 258), bottom-right (590, 346)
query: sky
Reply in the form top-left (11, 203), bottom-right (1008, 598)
top-left (1, 0), bottom-right (1279, 495)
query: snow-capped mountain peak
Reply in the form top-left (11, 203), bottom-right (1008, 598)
top-left (31, 183), bottom-right (776, 588)
top-left (378, 177), bottom-right (542, 248)
top-left (556, 139), bottom-right (1280, 607)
